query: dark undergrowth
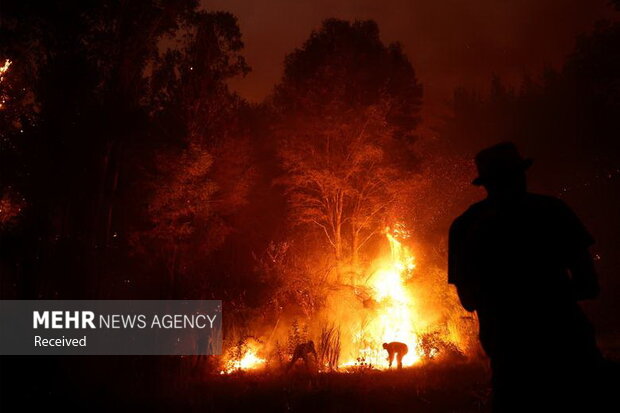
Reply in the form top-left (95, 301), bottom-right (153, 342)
top-left (11, 358), bottom-right (494, 412)
top-left (1, 356), bottom-right (492, 412)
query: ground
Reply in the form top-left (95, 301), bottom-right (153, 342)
top-left (194, 362), bottom-right (492, 412)
top-left (1, 357), bottom-right (492, 411)
top-left (4, 350), bottom-right (620, 411)
top-left (4, 338), bottom-right (620, 411)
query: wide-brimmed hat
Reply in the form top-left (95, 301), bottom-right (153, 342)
top-left (472, 142), bottom-right (533, 186)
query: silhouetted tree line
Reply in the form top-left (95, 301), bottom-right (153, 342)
top-left (443, 17), bottom-right (619, 191)
top-left (441, 12), bottom-right (620, 332)
top-left (0, 1), bottom-right (253, 299)
top-left (0, 1), bottom-right (422, 313)
top-left (0, 1), bottom-right (618, 333)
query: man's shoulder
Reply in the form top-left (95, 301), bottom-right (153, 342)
top-left (524, 193), bottom-right (568, 211)
top-left (450, 200), bottom-right (488, 231)
top-left (526, 193), bottom-right (595, 246)
top-left (525, 192), bottom-right (562, 203)
top-left (457, 199), bottom-right (490, 220)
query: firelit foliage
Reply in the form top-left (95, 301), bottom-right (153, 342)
top-left (272, 19), bottom-right (423, 272)
top-left (287, 320), bottom-right (309, 356)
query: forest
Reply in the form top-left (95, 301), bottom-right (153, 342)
top-left (1, 1), bottom-right (619, 411)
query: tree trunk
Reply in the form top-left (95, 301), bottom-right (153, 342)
top-left (351, 230), bottom-right (360, 273)
top-left (333, 217), bottom-right (344, 283)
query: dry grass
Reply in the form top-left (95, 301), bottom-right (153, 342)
top-left (319, 324), bottom-right (341, 371)
top-left (185, 361), bottom-right (491, 412)
top-left (155, 360), bottom-right (491, 412)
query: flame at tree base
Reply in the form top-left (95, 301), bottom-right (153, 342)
top-left (221, 223), bottom-right (466, 374)
top-left (342, 224), bottom-right (424, 369)
top-left (221, 341), bottom-right (266, 374)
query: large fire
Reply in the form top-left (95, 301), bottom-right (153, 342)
top-left (343, 224), bottom-right (423, 369)
top-left (222, 223), bottom-right (461, 373)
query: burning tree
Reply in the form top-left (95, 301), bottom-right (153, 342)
top-left (227, 19), bottom-right (476, 373)
top-left (272, 19), bottom-right (422, 278)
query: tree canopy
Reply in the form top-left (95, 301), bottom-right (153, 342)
top-left (271, 19), bottom-right (423, 276)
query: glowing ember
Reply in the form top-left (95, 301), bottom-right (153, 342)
top-left (344, 224), bottom-right (424, 369)
top-left (0, 59), bottom-right (11, 111)
top-left (0, 59), bottom-right (11, 81)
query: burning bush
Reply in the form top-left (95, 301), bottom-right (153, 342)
top-left (220, 224), bottom-right (477, 374)
top-left (222, 336), bottom-right (266, 374)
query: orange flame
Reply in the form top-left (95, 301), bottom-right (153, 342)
top-left (0, 59), bottom-right (11, 81)
top-left (222, 341), bottom-right (266, 374)
top-left (0, 59), bottom-right (12, 111)
top-left (344, 224), bottom-right (423, 369)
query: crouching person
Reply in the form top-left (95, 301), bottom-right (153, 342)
top-left (288, 340), bottom-right (318, 371)
top-left (383, 342), bottom-right (408, 369)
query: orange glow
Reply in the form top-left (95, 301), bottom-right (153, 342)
top-left (220, 224), bottom-right (464, 373)
top-left (0, 59), bottom-right (11, 81)
top-left (0, 59), bottom-right (11, 111)
top-left (222, 341), bottom-right (266, 374)
top-left (343, 224), bottom-right (423, 369)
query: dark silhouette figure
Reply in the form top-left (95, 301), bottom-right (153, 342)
top-left (383, 342), bottom-right (408, 369)
top-left (449, 143), bottom-right (605, 412)
top-left (288, 340), bottom-right (318, 371)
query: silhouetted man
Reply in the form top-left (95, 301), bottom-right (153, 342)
top-left (383, 342), bottom-right (408, 369)
top-left (288, 340), bottom-right (318, 371)
top-left (449, 142), bottom-right (604, 411)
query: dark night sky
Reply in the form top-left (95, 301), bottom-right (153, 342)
top-left (204, 0), bottom-right (615, 126)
